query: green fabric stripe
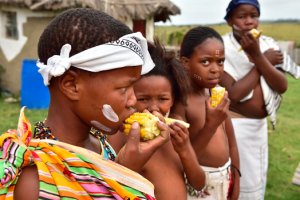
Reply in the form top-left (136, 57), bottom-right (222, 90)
top-left (11, 144), bottom-right (27, 167)
top-left (123, 185), bottom-right (144, 196)
top-left (39, 181), bottom-right (59, 195)
top-left (67, 165), bottom-right (101, 178)
top-left (0, 187), bottom-right (8, 195)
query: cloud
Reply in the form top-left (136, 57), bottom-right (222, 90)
top-left (157, 0), bottom-right (300, 25)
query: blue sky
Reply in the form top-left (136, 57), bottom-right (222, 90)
top-left (156, 0), bottom-right (300, 25)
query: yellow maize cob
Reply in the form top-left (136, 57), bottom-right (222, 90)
top-left (211, 86), bottom-right (226, 108)
top-left (124, 112), bottom-right (190, 141)
top-left (164, 117), bottom-right (190, 128)
top-left (249, 28), bottom-right (261, 39)
top-left (124, 112), bottom-right (160, 141)
top-left (239, 28), bottom-right (262, 51)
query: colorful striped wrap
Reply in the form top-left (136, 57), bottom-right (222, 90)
top-left (0, 107), bottom-right (155, 199)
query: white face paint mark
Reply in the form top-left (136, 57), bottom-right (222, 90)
top-left (165, 110), bottom-right (170, 117)
top-left (102, 104), bottom-right (119, 122)
top-left (233, 24), bottom-right (241, 31)
top-left (90, 120), bottom-right (112, 133)
top-left (232, 24), bottom-right (243, 37)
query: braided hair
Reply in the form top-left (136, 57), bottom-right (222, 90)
top-left (180, 26), bottom-right (223, 58)
top-left (146, 39), bottom-right (192, 105)
top-left (38, 8), bottom-right (132, 63)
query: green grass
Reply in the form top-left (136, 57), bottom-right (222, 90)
top-left (155, 22), bottom-right (300, 47)
top-left (0, 100), bottom-right (47, 132)
top-left (0, 76), bottom-right (300, 199)
top-left (265, 76), bottom-right (300, 199)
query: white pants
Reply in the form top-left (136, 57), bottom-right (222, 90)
top-left (232, 118), bottom-right (268, 200)
top-left (187, 159), bottom-right (231, 200)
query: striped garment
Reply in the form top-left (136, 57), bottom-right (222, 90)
top-left (0, 107), bottom-right (155, 199)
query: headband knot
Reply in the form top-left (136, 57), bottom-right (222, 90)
top-left (37, 44), bottom-right (72, 85)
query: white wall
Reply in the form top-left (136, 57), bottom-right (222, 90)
top-left (0, 7), bottom-right (54, 62)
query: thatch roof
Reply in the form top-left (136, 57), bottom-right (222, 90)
top-left (0, 0), bottom-right (180, 22)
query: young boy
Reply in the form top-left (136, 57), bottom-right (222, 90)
top-left (173, 26), bottom-right (240, 200)
top-left (109, 40), bottom-right (206, 200)
top-left (0, 8), bottom-right (170, 199)
top-left (220, 0), bottom-right (298, 199)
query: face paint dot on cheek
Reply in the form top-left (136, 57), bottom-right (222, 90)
top-left (102, 104), bottom-right (119, 122)
top-left (90, 120), bottom-right (112, 133)
top-left (193, 73), bottom-right (202, 80)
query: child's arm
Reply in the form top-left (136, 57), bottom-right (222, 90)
top-left (224, 117), bottom-right (240, 200)
top-left (14, 166), bottom-right (39, 200)
top-left (191, 94), bottom-right (230, 156)
top-left (264, 48), bottom-right (284, 66)
top-left (171, 99), bottom-right (227, 157)
top-left (169, 122), bottom-right (205, 191)
top-left (220, 69), bottom-right (260, 103)
top-left (241, 33), bottom-right (288, 94)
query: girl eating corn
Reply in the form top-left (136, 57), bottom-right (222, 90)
top-left (172, 26), bottom-right (240, 200)
top-left (109, 40), bottom-right (206, 200)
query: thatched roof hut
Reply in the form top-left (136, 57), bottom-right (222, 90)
top-left (0, 0), bottom-right (180, 95)
top-left (0, 0), bottom-right (180, 22)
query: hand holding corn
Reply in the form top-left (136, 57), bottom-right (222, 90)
top-left (249, 28), bottom-right (261, 39)
top-left (239, 28), bottom-right (262, 51)
top-left (123, 112), bottom-right (190, 141)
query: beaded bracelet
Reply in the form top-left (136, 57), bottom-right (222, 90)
top-left (231, 164), bottom-right (242, 177)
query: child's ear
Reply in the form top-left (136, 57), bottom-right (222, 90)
top-left (180, 56), bottom-right (190, 69)
top-left (58, 69), bottom-right (80, 100)
top-left (226, 18), bottom-right (233, 27)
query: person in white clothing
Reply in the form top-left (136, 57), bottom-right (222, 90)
top-left (219, 0), bottom-right (296, 199)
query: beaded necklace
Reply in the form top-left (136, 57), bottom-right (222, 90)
top-left (34, 121), bottom-right (116, 161)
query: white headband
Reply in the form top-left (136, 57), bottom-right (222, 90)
top-left (37, 32), bottom-right (155, 85)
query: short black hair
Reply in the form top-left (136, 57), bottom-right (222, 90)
top-left (145, 39), bottom-right (191, 105)
top-left (38, 8), bottom-right (132, 63)
top-left (180, 26), bottom-right (223, 58)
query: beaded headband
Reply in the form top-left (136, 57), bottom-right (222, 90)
top-left (37, 32), bottom-right (155, 85)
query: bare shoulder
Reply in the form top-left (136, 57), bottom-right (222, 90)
top-left (170, 102), bottom-right (187, 121)
top-left (14, 165), bottom-right (39, 200)
top-left (185, 94), bottom-right (206, 118)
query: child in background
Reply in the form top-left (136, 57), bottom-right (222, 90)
top-left (172, 26), bottom-right (240, 200)
top-left (220, 0), bottom-right (298, 199)
top-left (109, 40), bottom-right (206, 200)
top-left (0, 8), bottom-right (170, 199)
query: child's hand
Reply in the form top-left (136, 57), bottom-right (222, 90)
top-left (206, 92), bottom-right (230, 129)
top-left (264, 48), bottom-right (284, 65)
top-left (169, 122), bottom-right (190, 154)
top-left (240, 31), bottom-right (261, 57)
top-left (116, 113), bottom-right (170, 172)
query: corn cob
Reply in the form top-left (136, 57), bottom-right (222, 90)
top-left (249, 28), bottom-right (261, 39)
top-left (239, 28), bottom-right (262, 51)
top-left (123, 112), bottom-right (190, 141)
top-left (211, 86), bottom-right (226, 108)
top-left (164, 117), bottom-right (190, 128)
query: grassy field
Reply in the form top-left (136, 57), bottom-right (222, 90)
top-left (0, 76), bottom-right (300, 199)
top-left (155, 22), bottom-right (300, 47)
top-left (266, 76), bottom-right (300, 199)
